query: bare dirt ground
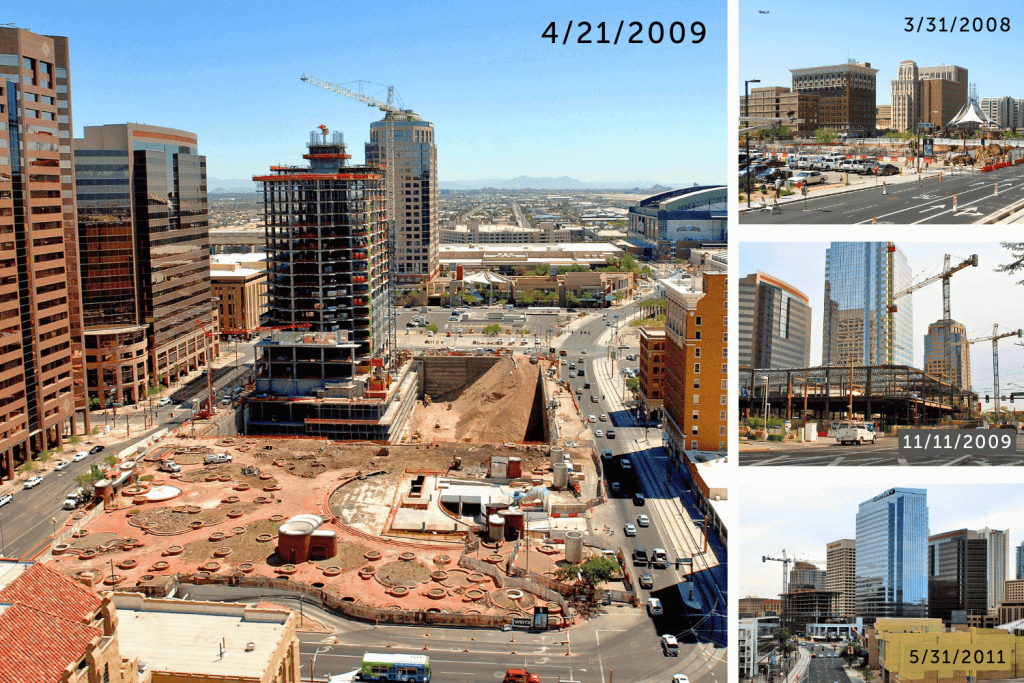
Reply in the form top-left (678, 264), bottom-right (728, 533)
top-left (405, 357), bottom-right (541, 444)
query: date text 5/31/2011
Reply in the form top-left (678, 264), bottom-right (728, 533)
top-left (543, 21), bottom-right (706, 45)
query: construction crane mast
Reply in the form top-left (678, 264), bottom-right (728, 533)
top-left (968, 325), bottom-right (1023, 416)
top-left (301, 72), bottom-right (415, 371)
top-left (886, 247), bottom-right (978, 366)
top-left (763, 550), bottom-right (792, 598)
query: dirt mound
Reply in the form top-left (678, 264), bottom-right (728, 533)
top-left (451, 357), bottom-right (540, 443)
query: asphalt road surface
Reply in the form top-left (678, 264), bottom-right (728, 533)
top-left (740, 432), bottom-right (1024, 466)
top-left (741, 165), bottom-right (1024, 224)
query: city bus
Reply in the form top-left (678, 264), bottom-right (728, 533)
top-left (360, 653), bottom-right (431, 682)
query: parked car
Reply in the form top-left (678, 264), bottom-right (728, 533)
top-left (623, 523), bottom-right (636, 536)
top-left (662, 635), bottom-right (680, 657)
top-left (73, 451), bottom-right (89, 462)
top-left (875, 163), bottom-right (899, 176)
top-left (23, 476), bottom-right (43, 489)
top-left (620, 458), bottom-right (632, 470)
top-left (791, 171), bottom-right (826, 186)
top-left (634, 493), bottom-right (646, 506)
top-left (0, 492), bottom-right (13, 508)
top-left (157, 397), bottom-right (172, 407)
top-left (606, 429), bottom-right (616, 439)
top-left (740, 164), bottom-right (769, 178)
top-left (637, 514), bottom-right (650, 527)
top-left (647, 597), bottom-right (664, 616)
top-left (89, 445), bottom-right (104, 455)
top-left (203, 453), bottom-right (233, 464)
top-left (159, 459), bottom-right (181, 473)
top-left (54, 460), bottom-right (71, 471)
top-left (594, 430), bottom-right (604, 438)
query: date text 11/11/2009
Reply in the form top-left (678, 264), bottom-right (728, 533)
top-left (897, 429), bottom-right (1016, 456)
top-left (542, 21), bottom-right (706, 45)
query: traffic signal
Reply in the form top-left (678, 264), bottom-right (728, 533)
top-left (986, 394), bottom-right (990, 402)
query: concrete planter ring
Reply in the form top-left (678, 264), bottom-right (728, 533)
top-left (218, 475), bottom-right (232, 482)
top-left (52, 543), bottom-right (71, 555)
top-left (165, 546), bottom-right (184, 556)
top-left (539, 545), bottom-right (557, 554)
top-left (222, 496), bottom-right (240, 505)
top-left (79, 549), bottom-right (98, 560)
top-left (505, 589), bottom-right (524, 600)
top-left (201, 561), bottom-right (221, 572)
top-left (364, 550), bottom-right (382, 561)
top-left (205, 475), bottom-right (219, 482)
top-left (486, 554), bottom-right (503, 564)
top-left (118, 559), bottom-right (138, 570)
top-left (323, 566), bottom-right (342, 577)
top-left (172, 505), bottom-right (189, 514)
top-left (227, 509), bottom-right (244, 518)
top-left (399, 552), bottom-right (416, 561)
top-left (433, 554), bottom-right (451, 566)
top-left (259, 473), bottom-right (274, 480)
top-left (263, 484), bottom-right (281, 492)
top-left (468, 573), bottom-right (486, 583)
top-left (464, 589), bottom-right (486, 601)
top-left (238, 563), bottom-right (255, 573)
top-left (269, 514), bottom-right (285, 522)
top-left (189, 521), bottom-right (204, 530)
top-left (430, 571), bottom-right (449, 582)
top-left (231, 526), bottom-right (246, 535)
top-left (132, 495), bottom-right (148, 505)
top-left (187, 505), bottom-right (202, 514)
top-left (209, 532), bottom-right (226, 542)
top-left (138, 574), bottom-right (156, 583)
top-left (213, 547), bottom-right (232, 558)
top-left (234, 483), bottom-right (250, 492)
top-left (256, 534), bottom-right (273, 543)
top-left (278, 564), bottom-right (297, 575)
top-left (426, 588), bottom-right (446, 600)
top-left (103, 575), bottom-right (125, 586)
top-left (150, 561), bottom-right (170, 571)
top-left (72, 529), bottom-right (90, 539)
top-left (389, 586), bottom-right (409, 597)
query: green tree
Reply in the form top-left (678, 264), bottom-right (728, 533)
top-left (18, 460), bottom-right (38, 475)
top-left (556, 557), bottom-right (618, 591)
top-left (461, 292), bottom-right (477, 305)
top-left (68, 434), bottom-right (82, 446)
top-left (483, 324), bottom-right (502, 335)
top-left (534, 263), bottom-right (550, 276)
top-left (103, 455), bottom-right (119, 469)
top-left (996, 242), bottom-right (1024, 284)
top-left (626, 377), bottom-right (640, 394)
top-left (425, 323), bottom-right (438, 334)
top-left (520, 294), bottom-right (536, 305)
top-left (567, 292), bottom-right (581, 306)
top-left (763, 125), bottom-right (791, 142)
top-left (36, 449), bottom-right (53, 465)
top-left (813, 128), bottom-right (839, 144)
top-left (89, 397), bottom-right (100, 410)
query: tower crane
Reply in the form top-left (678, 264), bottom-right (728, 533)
top-left (886, 247), bottom-right (978, 368)
top-left (301, 73), bottom-right (418, 371)
top-left (968, 324), bottom-right (1023, 416)
top-left (763, 550), bottom-right (792, 597)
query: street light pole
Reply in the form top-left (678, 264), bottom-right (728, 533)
top-left (744, 79), bottom-right (761, 208)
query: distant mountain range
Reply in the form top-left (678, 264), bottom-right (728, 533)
top-left (209, 176), bottom-right (677, 193)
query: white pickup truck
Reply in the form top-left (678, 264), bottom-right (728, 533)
top-left (835, 422), bottom-right (877, 445)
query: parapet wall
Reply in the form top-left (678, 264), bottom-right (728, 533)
top-left (417, 355), bottom-right (501, 398)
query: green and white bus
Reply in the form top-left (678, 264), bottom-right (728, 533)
top-left (360, 653), bottom-right (431, 682)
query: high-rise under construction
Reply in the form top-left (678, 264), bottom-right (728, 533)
top-left (248, 128), bottom-right (416, 440)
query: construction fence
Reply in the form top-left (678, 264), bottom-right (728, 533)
top-left (458, 553), bottom-right (570, 615)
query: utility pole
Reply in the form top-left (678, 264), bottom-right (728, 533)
top-left (849, 355), bottom-right (854, 420)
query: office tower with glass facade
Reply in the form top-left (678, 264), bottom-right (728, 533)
top-left (790, 561), bottom-right (827, 590)
top-left (827, 539), bottom-right (857, 617)
top-left (365, 113), bottom-right (438, 285)
top-left (738, 271), bottom-right (812, 369)
top-left (1017, 541), bottom-right (1024, 581)
top-left (822, 242), bottom-right (913, 367)
top-left (75, 124), bottom-right (216, 406)
top-left (928, 528), bottom-right (988, 622)
top-left (0, 27), bottom-right (89, 483)
top-left (856, 488), bottom-right (929, 620)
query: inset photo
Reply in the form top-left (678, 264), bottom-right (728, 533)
top-left (738, 484), bottom-right (1024, 683)
top-left (738, 0), bottom-right (1024, 224)
top-left (737, 241), bottom-right (1024, 466)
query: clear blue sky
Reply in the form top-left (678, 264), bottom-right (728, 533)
top-left (11, 0), bottom-right (725, 185)
top-left (738, 242), bottom-right (1024, 408)
top-left (740, 0), bottom-right (1024, 105)
top-left (739, 483), bottom-right (1024, 598)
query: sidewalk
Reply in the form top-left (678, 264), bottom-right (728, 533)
top-left (739, 165), bottom-right (978, 212)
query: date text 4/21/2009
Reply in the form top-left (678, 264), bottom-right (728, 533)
top-left (542, 21), bottom-right (706, 45)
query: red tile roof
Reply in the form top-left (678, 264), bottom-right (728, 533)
top-left (0, 602), bottom-right (101, 683)
top-left (0, 562), bottom-right (102, 622)
top-left (0, 562), bottom-right (105, 682)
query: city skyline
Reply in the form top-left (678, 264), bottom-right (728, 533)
top-left (8, 0), bottom-right (726, 185)
top-left (740, 0), bottom-right (1024, 108)
top-left (738, 484), bottom-right (1024, 600)
top-left (738, 242), bottom-right (1024, 411)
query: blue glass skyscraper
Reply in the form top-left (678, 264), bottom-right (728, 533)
top-left (855, 488), bottom-right (929, 619)
top-left (1017, 542), bottom-right (1024, 580)
top-left (823, 242), bottom-right (913, 367)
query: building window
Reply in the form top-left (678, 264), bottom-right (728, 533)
top-left (720, 425), bottom-right (726, 435)
top-left (720, 394), bottom-right (727, 405)
top-left (693, 394), bottom-right (700, 405)
top-left (693, 378), bottom-right (700, 389)
top-left (695, 331), bottom-right (701, 340)
top-left (719, 441), bottom-right (726, 451)
top-left (693, 363), bottom-right (700, 373)
top-left (695, 316), bottom-right (701, 326)
top-left (691, 425), bottom-right (699, 435)
top-left (692, 410), bottom-right (699, 420)
top-left (722, 346), bottom-right (727, 358)
top-left (721, 379), bottom-right (727, 390)
top-left (722, 363), bottom-right (727, 374)
top-left (720, 411), bottom-right (726, 421)
top-left (694, 347), bottom-right (701, 358)
top-left (691, 440), bottom-right (699, 449)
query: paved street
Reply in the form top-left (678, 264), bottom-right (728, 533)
top-left (741, 164), bottom-right (1024, 224)
top-left (739, 432), bottom-right (1024, 466)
